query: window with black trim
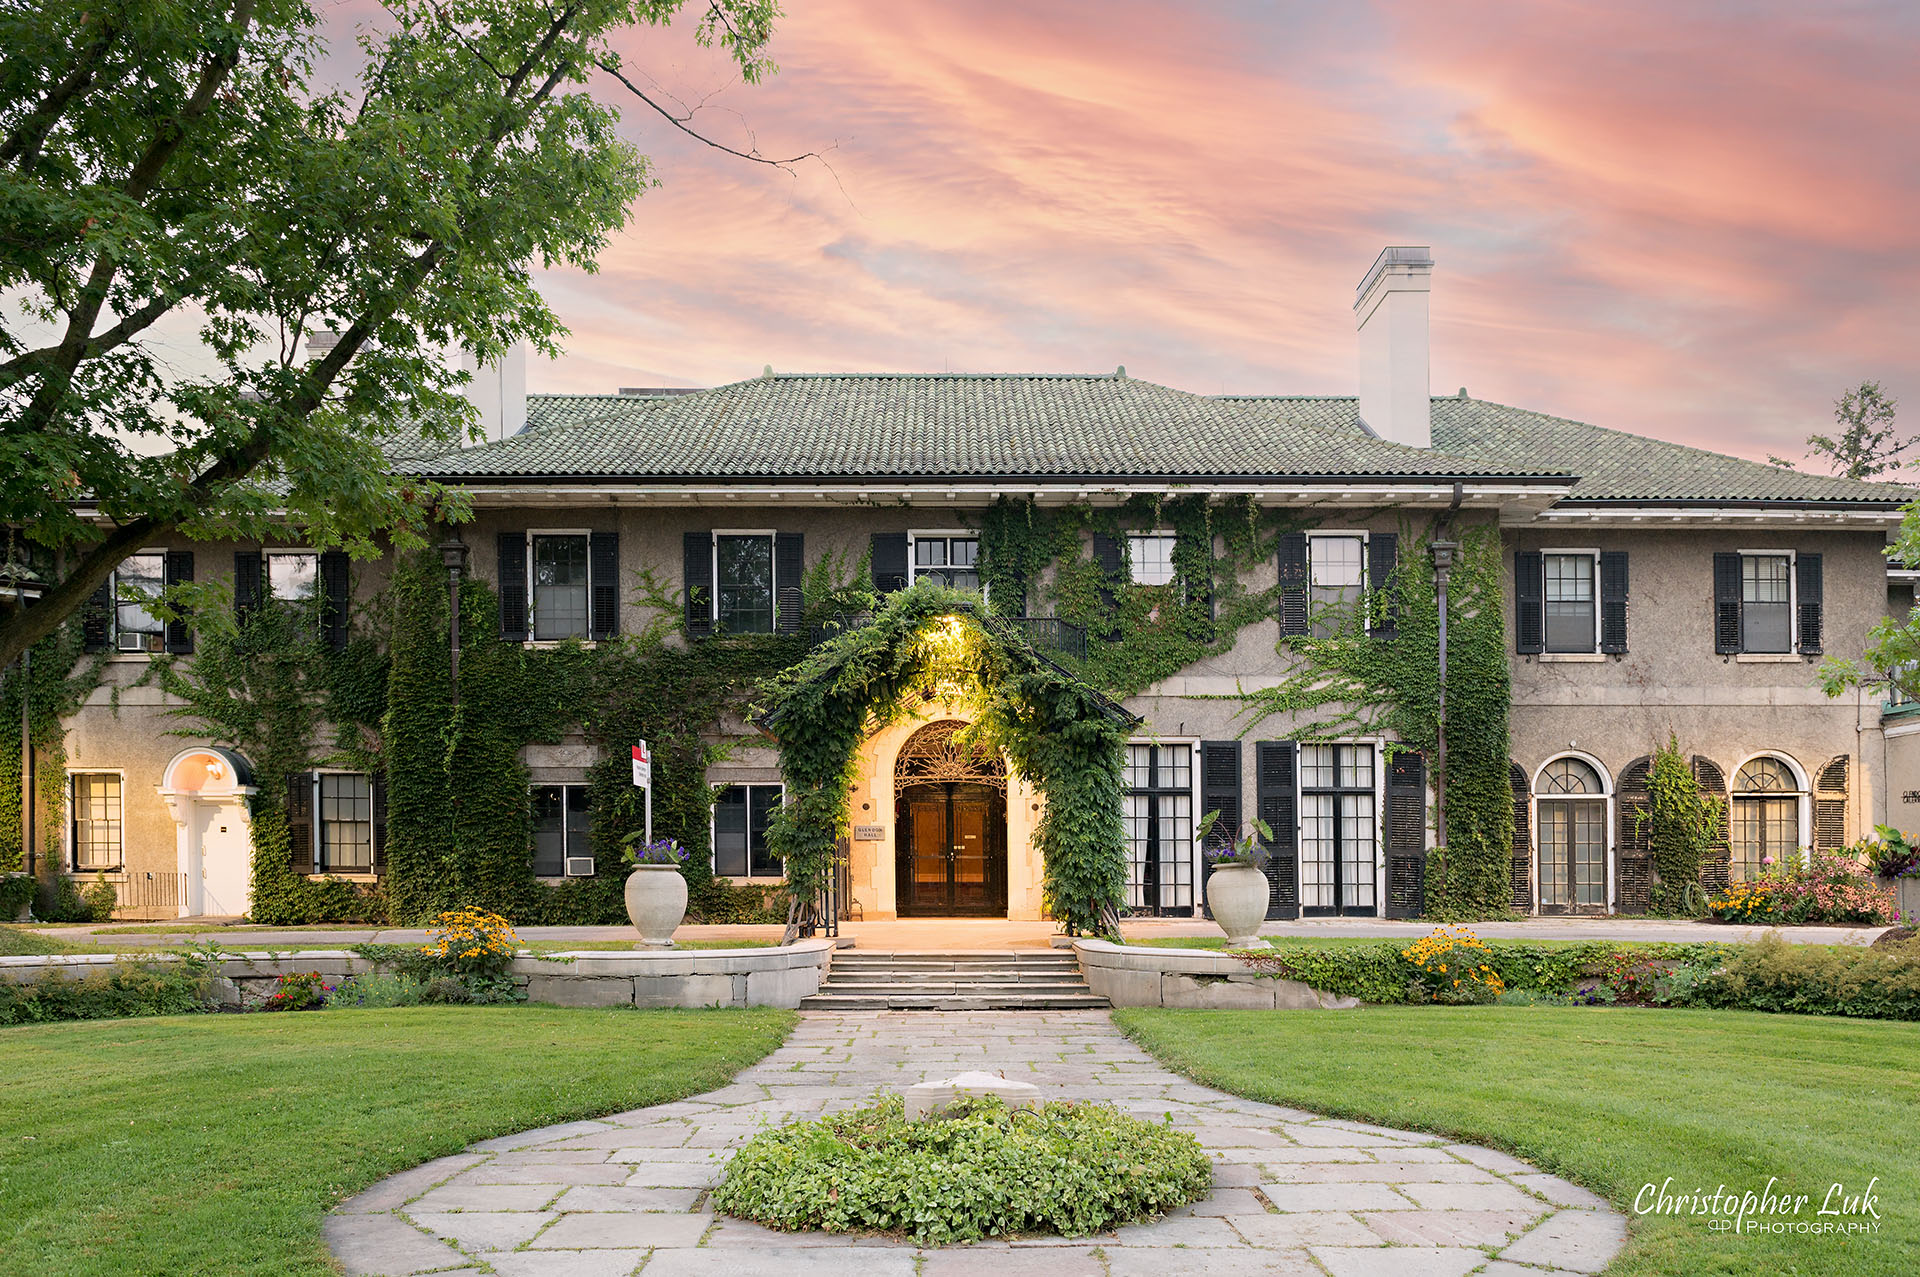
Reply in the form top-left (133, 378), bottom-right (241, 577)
top-left (911, 534), bottom-right (981, 592)
top-left (317, 773), bottom-right (373, 871)
top-left (531, 532), bottom-right (591, 640)
top-left (715, 534), bottom-right (775, 634)
top-left (531, 784), bottom-right (594, 876)
top-left (1544, 552), bottom-right (1597, 653)
top-left (714, 784), bottom-right (782, 878)
top-left (1741, 553), bottom-right (1793, 654)
top-left (1123, 743), bottom-right (1194, 914)
top-left (1299, 743), bottom-right (1376, 915)
top-left (71, 772), bottom-right (123, 870)
top-left (115, 552), bottom-right (166, 653)
top-left (268, 551), bottom-right (319, 603)
top-left (1308, 534), bottom-right (1365, 637)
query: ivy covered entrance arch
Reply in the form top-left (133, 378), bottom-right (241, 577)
top-left (754, 585), bottom-right (1138, 939)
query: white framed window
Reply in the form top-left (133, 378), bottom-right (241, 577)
top-left (266, 550), bottom-right (319, 603)
top-left (1543, 550), bottom-right (1599, 654)
top-left (1308, 533), bottom-right (1367, 638)
top-left (315, 772), bottom-right (374, 872)
top-left (531, 784), bottom-right (594, 876)
top-left (1533, 754), bottom-right (1611, 912)
top-left (528, 529), bottom-right (591, 641)
top-left (1299, 741), bottom-right (1379, 915)
top-left (1730, 753), bottom-right (1808, 880)
top-left (712, 530), bottom-right (775, 635)
top-left (71, 771), bottom-right (124, 871)
top-left (713, 784), bottom-right (783, 878)
top-left (1739, 551), bottom-right (1795, 654)
top-left (910, 532), bottom-right (982, 593)
top-left (114, 551), bottom-right (167, 653)
top-left (1123, 741), bottom-right (1196, 914)
top-left (1128, 532), bottom-right (1178, 587)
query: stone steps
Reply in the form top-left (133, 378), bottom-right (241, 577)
top-left (800, 949), bottom-right (1107, 1011)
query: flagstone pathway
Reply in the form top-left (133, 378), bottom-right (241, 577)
top-left (325, 1011), bottom-right (1628, 1277)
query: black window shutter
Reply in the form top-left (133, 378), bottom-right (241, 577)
top-left (82, 575), bottom-right (113, 652)
top-left (1510, 762), bottom-right (1533, 911)
top-left (684, 531), bottom-right (713, 638)
top-left (319, 550), bottom-right (351, 651)
top-left (1599, 550), bottom-right (1629, 654)
top-left (371, 772), bottom-right (388, 876)
top-left (1713, 552), bottom-right (1743, 655)
top-left (1514, 550), bottom-right (1544, 654)
top-left (1255, 741), bottom-right (1298, 919)
top-left (233, 551), bottom-right (264, 622)
top-left (1366, 532), bottom-right (1399, 638)
top-left (1277, 533), bottom-right (1309, 636)
top-left (1797, 552), bottom-right (1823, 656)
top-left (871, 533), bottom-right (909, 594)
top-left (774, 532), bottom-right (804, 634)
top-left (1092, 533), bottom-right (1123, 612)
top-left (163, 551), bottom-right (194, 654)
top-left (1384, 749), bottom-right (1428, 919)
top-left (287, 773), bottom-right (314, 875)
top-left (589, 531), bottom-right (619, 640)
top-left (1199, 741), bottom-right (1241, 854)
top-left (497, 533), bottom-right (528, 642)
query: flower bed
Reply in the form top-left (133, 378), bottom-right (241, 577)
top-left (712, 1094), bottom-right (1211, 1244)
top-left (1704, 851), bottom-right (1903, 925)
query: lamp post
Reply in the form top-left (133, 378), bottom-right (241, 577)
top-left (438, 535), bottom-right (469, 708)
top-left (1428, 540), bottom-right (1459, 852)
top-left (2, 556), bottom-right (45, 879)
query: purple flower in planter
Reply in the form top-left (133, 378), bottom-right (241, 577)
top-left (623, 837), bottom-right (688, 867)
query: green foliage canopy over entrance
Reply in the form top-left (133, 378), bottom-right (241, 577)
top-left (755, 586), bottom-right (1136, 937)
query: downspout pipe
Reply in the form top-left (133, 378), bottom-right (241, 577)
top-left (1429, 483), bottom-right (1465, 852)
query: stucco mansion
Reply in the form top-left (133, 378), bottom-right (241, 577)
top-left (37, 248), bottom-right (1920, 924)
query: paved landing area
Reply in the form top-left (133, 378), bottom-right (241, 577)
top-left (326, 1011), bottom-right (1628, 1277)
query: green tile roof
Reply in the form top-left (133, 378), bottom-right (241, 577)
top-left (413, 374), bottom-right (1566, 483)
top-left (1218, 393), bottom-right (1915, 506)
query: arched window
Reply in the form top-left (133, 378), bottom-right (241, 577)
top-left (1731, 755), bottom-right (1805, 881)
top-left (1535, 756), bottom-right (1608, 912)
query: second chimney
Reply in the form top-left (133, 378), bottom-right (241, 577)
top-left (1354, 246), bottom-right (1433, 448)
top-left (461, 341), bottom-right (529, 442)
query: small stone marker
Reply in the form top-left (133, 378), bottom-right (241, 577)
top-left (904, 1071), bottom-right (1040, 1121)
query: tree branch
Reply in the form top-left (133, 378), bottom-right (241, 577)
top-left (593, 58), bottom-right (826, 171)
top-left (0, 11), bottom-right (119, 171)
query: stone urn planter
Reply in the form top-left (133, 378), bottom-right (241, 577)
top-left (624, 865), bottom-right (688, 948)
top-left (1206, 862), bottom-right (1270, 949)
top-left (1891, 875), bottom-right (1920, 927)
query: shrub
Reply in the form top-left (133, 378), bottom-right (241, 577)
top-left (420, 908), bottom-right (519, 977)
top-left (82, 873), bottom-right (117, 922)
top-left (34, 874), bottom-right (93, 923)
top-left (712, 1094), bottom-right (1211, 1244)
top-left (261, 971), bottom-right (328, 1011)
top-left (0, 873), bottom-right (36, 920)
top-left (324, 972), bottom-right (424, 1009)
top-left (0, 961), bottom-right (211, 1026)
top-left (1402, 925), bottom-right (1506, 1003)
top-left (1705, 853), bottom-right (1902, 925)
top-left (1231, 937), bottom-right (1738, 1004)
top-left (1693, 933), bottom-right (1920, 1020)
top-left (1494, 987), bottom-right (1571, 1007)
top-left (1862, 826), bottom-right (1920, 880)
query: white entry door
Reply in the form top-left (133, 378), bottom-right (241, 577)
top-left (192, 801), bottom-right (252, 917)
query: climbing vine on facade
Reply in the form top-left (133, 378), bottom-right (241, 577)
top-left (0, 621), bottom-right (103, 878)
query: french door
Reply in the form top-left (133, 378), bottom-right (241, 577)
top-left (897, 782), bottom-right (1006, 916)
top-left (1299, 744), bottom-right (1377, 916)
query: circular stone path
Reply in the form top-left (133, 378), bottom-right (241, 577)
top-left (326, 1011), bottom-right (1627, 1277)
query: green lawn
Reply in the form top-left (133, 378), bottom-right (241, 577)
top-left (1117, 1007), bottom-right (1915, 1276)
top-left (0, 924), bottom-right (76, 955)
top-left (0, 1006), bottom-right (793, 1277)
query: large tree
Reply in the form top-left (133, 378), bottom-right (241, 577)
top-left (0, 0), bottom-right (777, 666)
top-left (1772, 380), bottom-right (1907, 480)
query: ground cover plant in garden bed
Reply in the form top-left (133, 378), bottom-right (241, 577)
top-left (0, 1006), bottom-right (794, 1277)
top-left (1116, 1006), bottom-right (1918, 1277)
top-left (712, 1093), bottom-right (1212, 1243)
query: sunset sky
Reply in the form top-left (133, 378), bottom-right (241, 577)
top-left (424, 2), bottom-right (1920, 464)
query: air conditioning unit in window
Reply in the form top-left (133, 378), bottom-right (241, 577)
top-left (564, 857), bottom-right (595, 878)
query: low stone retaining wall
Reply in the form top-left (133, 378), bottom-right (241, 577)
top-left (1073, 939), bottom-right (1358, 1010)
top-left (0, 940), bottom-right (835, 1011)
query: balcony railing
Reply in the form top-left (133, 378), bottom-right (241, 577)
top-left (806, 612), bottom-right (1086, 661)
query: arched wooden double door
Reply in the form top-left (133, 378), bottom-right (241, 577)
top-left (897, 782), bottom-right (1008, 916)
top-left (893, 720), bottom-right (1009, 917)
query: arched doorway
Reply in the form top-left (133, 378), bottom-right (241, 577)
top-left (893, 720), bottom-right (1008, 917)
top-left (1535, 754), bottom-right (1609, 914)
top-left (1730, 754), bottom-right (1807, 880)
top-left (157, 747), bottom-right (257, 918)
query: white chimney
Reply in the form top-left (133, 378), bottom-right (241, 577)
top-left (1353, 246), bottom-right (1433, 448)
top-left (460, 341), bottom-right (529, 442)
